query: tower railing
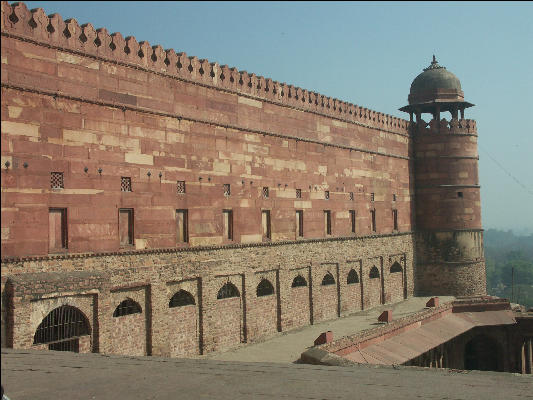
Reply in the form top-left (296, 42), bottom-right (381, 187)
top-left (413, 118), bottom-right (477, 135)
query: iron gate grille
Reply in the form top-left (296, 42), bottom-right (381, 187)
top-left (33, 305), bottom-right (90, 345)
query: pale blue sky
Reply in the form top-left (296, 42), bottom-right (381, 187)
top-left (21, 1), bottom-right (533, 234)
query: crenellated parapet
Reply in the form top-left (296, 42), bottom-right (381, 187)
top-left (413, 118), bottom-right (477, 135)
top-left (0, 1), bottom-right (409, 133)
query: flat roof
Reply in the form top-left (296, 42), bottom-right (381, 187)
top-left (2, 348), bottom-right (531, 400)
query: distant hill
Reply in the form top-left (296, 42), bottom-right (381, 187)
top-left (484, 229), bottom-right (533, 309)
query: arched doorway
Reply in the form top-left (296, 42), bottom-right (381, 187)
top-left (33, 305), bottom-right (91, 352)
top-left (464, 334), bottom-right (501, 372)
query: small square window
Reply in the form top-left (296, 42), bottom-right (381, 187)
top-left (393, 194), bottom-right (397, 201)
top-left (51, 172), bottom-right (64, 189)
top-left (296, 188), bottom-right (302, 199)
top-left (263, 186), bottom-right (269, 199)
top-left (325, 191), bottom-right (330, 200)
top-left (349, 192), bottom-right (354, 201)
top-left (177, 180), bottom-right (186, 194)
top-left (457, 191), bottom-right (463, 198)
top-left (121, 177), bottom-right (132, 192)
top-left (223, 184), bottom-right (231, 196)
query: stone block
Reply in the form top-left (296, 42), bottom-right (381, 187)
top-left (314, 331), bottom-right (333, 346)
top-left (378, 310), bottom-right (393, 323)
top-left (426, 297), bottom-right (439, 308)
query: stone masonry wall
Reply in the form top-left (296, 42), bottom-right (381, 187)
top-left (2, 234), bottom-right (414, 356)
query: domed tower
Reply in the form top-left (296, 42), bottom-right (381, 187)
top-left (400, 56), bottom-right (486, 296)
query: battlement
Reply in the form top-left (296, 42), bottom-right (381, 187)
top-left (1, 1), bottom-right (409, 133)
top-left (414, 118), bottom-right (477, 135)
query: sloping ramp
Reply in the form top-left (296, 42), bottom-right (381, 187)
top-left (344, 310), bottom-right (516, 365)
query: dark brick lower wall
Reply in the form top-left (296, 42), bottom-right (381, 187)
top-left (416, 261), bottom-right (486, 296)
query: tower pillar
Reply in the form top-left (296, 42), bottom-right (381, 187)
top-left (400, 56), bottom-right (486, 296)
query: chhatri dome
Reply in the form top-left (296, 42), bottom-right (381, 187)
top-left (400, 56), bottom-right (474, 119)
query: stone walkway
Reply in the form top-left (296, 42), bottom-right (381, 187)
top-left (4, 297), bottom-right (533, 400)
top-left (204, 296), bottom-right (455, 363)
top-left (2, 348), bottom-right (532, 400)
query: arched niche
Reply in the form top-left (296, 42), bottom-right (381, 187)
top-left (33, 305), bottom-right (91, 352)
top-left (113, 298), bottom-right (142, 317)
top-left (169, 290), bottom-right (196, 307)
top-left (217, 282), bottom-right (240, 299)
top-left (256, 279), bottom-right (275, 297)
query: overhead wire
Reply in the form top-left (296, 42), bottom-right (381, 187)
top-left (478, 144), bottom-right (533, 196)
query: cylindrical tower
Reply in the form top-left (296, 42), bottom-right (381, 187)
top-left (400, 56), bottom-right (486, 296)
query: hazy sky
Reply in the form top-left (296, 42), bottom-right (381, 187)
top-left (21, 1), bottom-right (533, 234)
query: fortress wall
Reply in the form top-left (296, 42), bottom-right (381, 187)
top-left (1, 2), bottom-right (409, 134)
top-left (413, 120), bottom-right (486, 296)
top-left (1, 1), bottom-right (418, 355)
top-left (414, 127), bottom-right (481, 231)
top-left (2, 233), bottom-right (414, 356)
top-left (1, 1), bottom-right (412, 259)
top-left (1, 86), bottom-right (413, 257)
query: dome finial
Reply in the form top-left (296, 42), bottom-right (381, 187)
top-left (423, 55), bottom-right (445, 72)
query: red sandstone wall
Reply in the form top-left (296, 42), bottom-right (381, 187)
top-left (414, 125), bottom-right (481, 231)
top-left (413, 120), bottom-right (486, 296)
top-left (1, 2), bottom-right (411, 259)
